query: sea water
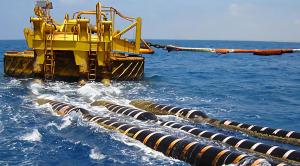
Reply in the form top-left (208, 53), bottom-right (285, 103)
top-left (0, 40), bottom-right (299, 165)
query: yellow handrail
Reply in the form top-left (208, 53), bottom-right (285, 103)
top-left (113, 22), bottom-right (137, 38)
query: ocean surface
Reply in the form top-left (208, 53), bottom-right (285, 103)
top-left (0, 40), bottom-right (299, 165)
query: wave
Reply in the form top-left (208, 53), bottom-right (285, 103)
top-left (46, 116), bottom-right (72, 130)
top-left (89, 148), bottom-right (106, 160)
top-left (109, 132), bottom-right (182, 165)
top-left (77, 82), bottom-right (123, 103)
top-left (19, 129), bottom-right (42, 142)
top-left (30, 80), bottom-right (44, 95)
top-left (239, 159), bottom-right (271, 166)
top-left (144, 74), bottom-right (163, 81)
top-left (29, 80), bottom-right (253, 165)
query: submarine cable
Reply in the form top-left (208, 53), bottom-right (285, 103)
top-left (130, 100), bottom-right (300, 146)
top-left (36, 99), bottom-right (284, 166)
top-left (92, 101), bottom-right (299, 165)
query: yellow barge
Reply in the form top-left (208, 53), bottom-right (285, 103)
top-left (4, 0), bottom-right (153, 84)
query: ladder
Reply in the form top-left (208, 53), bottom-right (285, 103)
top-left (44, 33), bottom-right (55, 81)
top-left (88, 52), bottom-right (97, 81)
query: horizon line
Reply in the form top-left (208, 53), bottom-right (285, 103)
top-left (1, 38), bottom-right (299, 44)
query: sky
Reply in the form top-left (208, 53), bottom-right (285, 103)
top-left (1, 0), bottom-right (300, 42)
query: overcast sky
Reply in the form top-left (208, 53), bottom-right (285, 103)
top-left (1, 0), bottom-right (300, 42)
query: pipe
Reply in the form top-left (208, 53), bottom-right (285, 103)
top-left (160, 121), bottom-right (300, 165)
top-left (130, 100), bottom-right (300, 146)
top-left (163, 45), bottom-right (299, 56)
top-left (37, 99), bottom-right (282, 166)
top-left (293, 49), bottom-right (300, 53)
top-left (139, 48), bottom-right (155, 54)
top-left (140, 39), bottom-right (154, 54)
top-left (104, 7), bottom-right (135, 21)
top-left (91, 101), bottom-right (157, 121)
top-left (93, 101), bottom-right (299, 165)
top-left (73, 11), bottom-right (107, 19)
top-left (215, 49), bottom-right (293, 56)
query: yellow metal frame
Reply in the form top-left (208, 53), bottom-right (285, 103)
top-left (24, 2), bottom-right (150, 76)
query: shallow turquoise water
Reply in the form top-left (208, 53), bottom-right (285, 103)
top-left (0, 40), bottom-right (299, 165)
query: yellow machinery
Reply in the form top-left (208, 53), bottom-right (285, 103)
top-left (4, 0), bottom-right (153, 84)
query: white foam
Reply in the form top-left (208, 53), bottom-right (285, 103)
top-left (89, 148), bottom-right (106, 160)
top-left (10, 113), bottom-right (21, 123)
top-left (60, 117), bottom-right (72, 129)
top-left (46, 82), bottom-right (74, 93)
top-left (19, 129), bottom-right (42, 142)
top-left (46, 117), bottom-right (72, 130)
top-left (108, 85), bottom-right (122, 96)
top-left (238, 158), bottom-right (271, 166)
top-left (78, 84), bottom-right (101, 100)
top-left (110, 132), bottom-right (180, 165)
top-left (0, 79), bottom-right (21, 90)
top-left (30, 82), bottom-right (44, 95)
top-left (29, 81), bottom-right (189, 164)
top-left (9, 79), bottom-right (21, 87)
top-left (77, 83), bottom-right (123, 102)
